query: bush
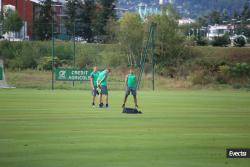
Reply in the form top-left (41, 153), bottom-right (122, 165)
top-left (233, 35), bottom-right (247, 47)
top-left (189, 70), bottom-right (215, 85)
top-left (196, 36), bottom-right (209, 46)
top-left (37, 56), bottom-right (61, 70)
top-left (211, 35), bottom-right (231, 47)
top-left (230, 63), bottom-right (250, 77)
top-left (184, 36), bottom-right (196, 46)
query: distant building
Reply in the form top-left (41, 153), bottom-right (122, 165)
top-left (178, 18), bottom-right (195, 25)
top-left (207, 25), bottom-right (231, 40)
top-left (2, 0), bottom-right (34, 39)
top-left (159, 0), bottom-right (174, 5)
top-left (1, 0), bottom-right (63, 40)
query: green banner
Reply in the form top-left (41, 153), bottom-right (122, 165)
top-left (0, 67), bottom-right (3, 80)
top-left (55, 68), bottom-right (92, 81)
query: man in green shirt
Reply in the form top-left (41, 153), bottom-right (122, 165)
top-left (90, 66), bottom-right (99, 107)
top-left (97, 68), bottom-right (111, 108)
top-left (122, 68), bottom-right (138, 108)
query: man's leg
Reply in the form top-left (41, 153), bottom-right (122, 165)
top-left (92, 87), bottom-right (97, 106)
top-left (105, 94), bottom-right (109, 107)
top-left (122, 88), bottom-right (130, 108)
top-left (133, 95), bottom-right (138, 108)
top-left (92, 96), bottom-right (95, 105)
top-left (132, 89), bottom-right (138, 108)
top-left (103, 86), bottom-right (108, 107)
top-left (99, 94), bottom-right (103, 108)
top-left (122, 95), bottom-right (128, 108)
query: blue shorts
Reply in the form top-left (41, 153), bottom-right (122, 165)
top-left (125, 87), bottom-right (136, 96)
top-left (92, 86), bottom-right (98, 96)
top-left (101, 85), bottom-right (108, 95)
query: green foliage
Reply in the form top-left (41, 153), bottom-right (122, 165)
top-left (78, 0), bottom-right (95, 42)
top-left (105, 18), bottom-right (119, 43)
top-left (146, 9), bottom-right (186, 74)
top-left (33, 0), bottom-right (54, 40)
top-left (189, 70), bottom-right (215, 85)
top-left (211, 34), bottom-right (231, 47)
top-left (196, 36), bottom-right (209, 46)
top-left (37, 56), bottom-right (61, 70)
top-left (0, 40), bottom-right (16, 60)
top-left (1, 40), bottom-right (250, 87)
top-left (3, 11), bottom-right (23, 33)
top-left (0, 41), bottom-right (71, 69)
top-left (94, 0), bottom-right (116, 36)
top-left (230, 63), bottom-right (250, 77)
top-left (233, 35), bottom-right (247, 47)
top-left (100, 46), bottom-right (126, 67)
top-left (118, 12), bottom-right (143, 65)
top-left (64, 0), bottom-right (80, 35)
top-left (64, 0), bottom-right (116, 42)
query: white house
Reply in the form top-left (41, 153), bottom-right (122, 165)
top-left (178, 18), bottom-right (195, 25)
top-left (207, 25), bottom-right (231, 40)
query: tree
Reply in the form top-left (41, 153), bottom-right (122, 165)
top-left (146, 5), bottom-right (187, 76)
top-left (118, 12), bottom-right (144, 65)
top-left (78, 0), bottom-right (96, 42)
top-left (4, 11), bottom-right (23, 34)
top-left (208, 11), bottom-right (222, 25)
top-left (241, 1), bottom-right (250, 23)
top-left (105, 17), bottom-right (119, 43)
top-left (33, 0), bottom-right (54, 40)
top-left (221, 9), bottom-right (230, 22)
top-left (64, 0), bottom-right (81, 35)
top-left (233, 35), bottom-right (247, 47)
top-left (64, 0), bottom-right (117, 43)
top-left (93, 0), bottom-right (116, 38)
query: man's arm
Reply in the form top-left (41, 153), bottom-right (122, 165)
top-left (99, 74), bottom-right (107, 84)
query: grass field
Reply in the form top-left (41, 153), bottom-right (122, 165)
top-left (0, 89), bottom-right (250, 167)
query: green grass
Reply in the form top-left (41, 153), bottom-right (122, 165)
top-left (0, 89), bottom-right (250, 167)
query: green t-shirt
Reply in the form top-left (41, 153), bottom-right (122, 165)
top-left (98, 70), bottom-right (108, 86)
top-left (127, 73), bottom-right (136, 88)
top-left (90, 71), bottom-right (99, 87)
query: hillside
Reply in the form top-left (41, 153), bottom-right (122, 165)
top-left (117, 0), bottom-right (248, 18)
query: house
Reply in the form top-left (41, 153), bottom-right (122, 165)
top-left (207, 24), bottom-right (232, 40)
top-left (1, 0), bottom-right (63, 40)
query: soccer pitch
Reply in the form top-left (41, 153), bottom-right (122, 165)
top-left (0, 89), bottom-right (250, 167)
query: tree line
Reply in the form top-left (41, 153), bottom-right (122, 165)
top-left (33, 0), bottom-right (116, 42)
